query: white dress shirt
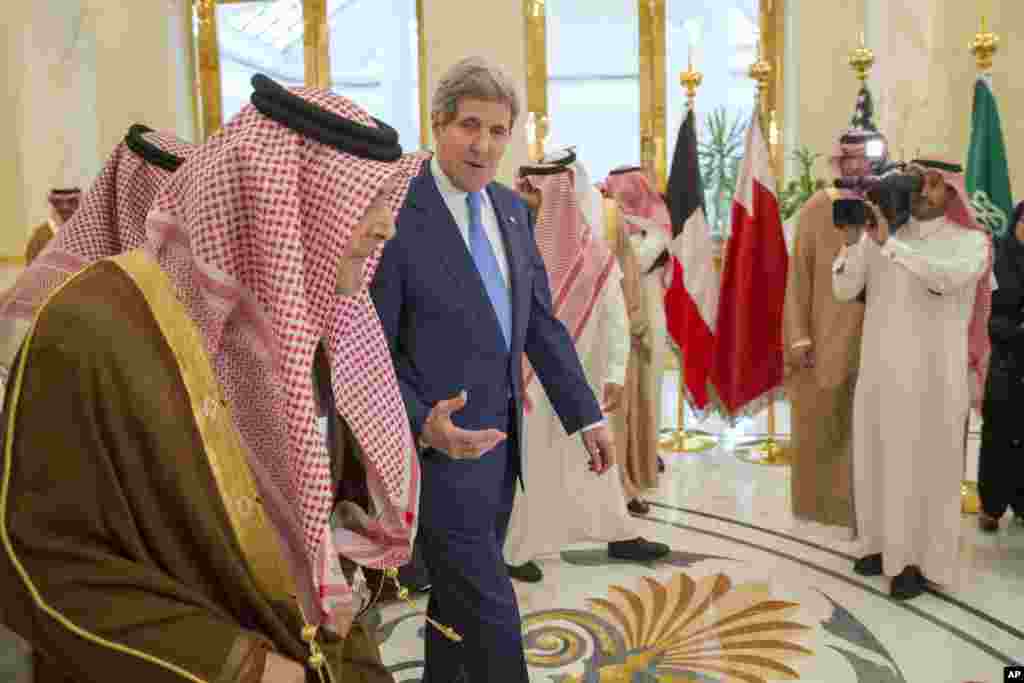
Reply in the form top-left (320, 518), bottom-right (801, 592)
top-left (431, 157), bottom-right (511, 286)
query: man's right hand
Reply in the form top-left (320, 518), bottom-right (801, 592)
top-left (420, 391), bottom-right (507, 460)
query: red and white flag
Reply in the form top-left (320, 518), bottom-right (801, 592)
top-left (663, 104), bottom-right (718, 412)
top-left (710, 118), bottom-right (788, 418)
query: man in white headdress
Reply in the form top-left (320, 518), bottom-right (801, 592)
top-left (503, 148), bottom-right (669, 583)
top-left (602, 167), bottom-right (672, 505)
top-left (833, 159), bottom-right (991, 600)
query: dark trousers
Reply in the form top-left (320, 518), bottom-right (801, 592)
top-left (978, 429), bottom-right (1024, 518)
top-left (417, 437), bottom-right (527, 683)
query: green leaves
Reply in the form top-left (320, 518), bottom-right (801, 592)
top-left (779, 146), bottom-right (827, 221)
top-left (697, 106), bottom-right (750, 239)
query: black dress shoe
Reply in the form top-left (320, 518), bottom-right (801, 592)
top-left (608, 537), bottom-right (671, 561)
top-left (507, 561), bottom-right (543, 583)
top-left (853, 553), bottom-right (883, 577)
top-left (890, 565), bottom-right (926, 600)
top-left (627, 499), bottom-right (651, 515)
top-left (657, 456), bottom-right (666, 473)
top-left (979, 513), bottom-right (1000, 533)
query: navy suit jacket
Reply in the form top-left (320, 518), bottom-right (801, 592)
top-left (371, 162), bottom-right (601, 473)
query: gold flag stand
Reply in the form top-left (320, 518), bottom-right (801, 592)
top-left (960, 15), bottom-right (999, 516)
top-left (658, 53), bottom-right (717, 455)
top-left (735, 402), bottom-right (790, 466)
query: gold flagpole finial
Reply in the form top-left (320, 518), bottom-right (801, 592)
top-left (849, 31), bottom-right (875, 83)
top-left (970, 14), bottom-right (999, 72)
top-left (748, 41), bottom-right (772, 109)
top-left (681, 46), bottom-right (703, 102)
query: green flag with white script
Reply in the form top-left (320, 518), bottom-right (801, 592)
top-left (966, 74), bottom-right (1013, 238)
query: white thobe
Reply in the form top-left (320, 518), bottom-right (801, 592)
top-left (503, 262), bottom-right (634, 566)
top-left (832, 217), bottom-right (988, 586)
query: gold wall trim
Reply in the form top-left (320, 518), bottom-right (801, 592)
top-left (638, 0), bottom-right (666, 191)
top-left (417, 0), bottom-right (429, 149)
top-left (756, 0), bottom-right (786, 180)
top-left (0, 256), bottom-right (26, 266)
top-left (194, 0), bottom-right (224, 141)
top-left (303, 0), bottom-right (330, 89)
top-left (524, 0), bottom-right (548, 161)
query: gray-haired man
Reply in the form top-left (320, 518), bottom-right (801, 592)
top-left (372, 57), bottom-right (613, 680)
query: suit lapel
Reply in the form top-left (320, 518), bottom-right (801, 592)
top-left (407, 166), bottom-right (507, 345)
top-left (487, 184), bottom-right (529, 354)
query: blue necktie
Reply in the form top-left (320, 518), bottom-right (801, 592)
top-left (466, 191), bottom-right (512, 349)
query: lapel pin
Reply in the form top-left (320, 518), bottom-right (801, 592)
top-left (509, 216), bottom-right (517, 224)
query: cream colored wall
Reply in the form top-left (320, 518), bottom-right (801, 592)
top-left (1, 4), bottom-right (28, 258)
top-left (419, 0), bottom-right (531, 187)
top-left (2, 0), bottom-right (195, 259)
top-left (786, 0), bottom-right (1022, 193)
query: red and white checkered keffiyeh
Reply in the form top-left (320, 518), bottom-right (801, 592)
top-left (46, 188), bottom-right (82, 225)
top-left (0, 130), bottom-right (194, 323)
top-left (602, 169), bottom-right (673, 240)
top-left (142, 88), bottom-right (423, 624)
top-left (521, 164), bottom-right (616, 411)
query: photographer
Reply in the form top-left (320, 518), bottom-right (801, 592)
top-left (832, 160), bottom-right (991, 600)
top-left (977, 202), bottom-right (1024, 532)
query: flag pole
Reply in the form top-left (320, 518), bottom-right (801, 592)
top-left (959, 13), bottom-right (1000, 516)
top-left (659, 49), bottom-right (718, 455)
top-left (739, 38), bottom-right (791, 466)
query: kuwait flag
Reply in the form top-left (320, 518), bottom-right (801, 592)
top-left (710, 117), bottom-right (788, 418)
top-left (664, 103), bottom-right (718, 412)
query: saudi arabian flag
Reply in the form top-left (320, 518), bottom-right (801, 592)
top-left (966, 74), bottom-right (1013, 238)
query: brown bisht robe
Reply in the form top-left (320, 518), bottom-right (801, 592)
top-left (24, 222), bottom-right (55, 265)
top-left (0, 253), bottom-right (391, 683)
top-left (608, 207), bottom-right (659, 499)
top-left (782, 189), bottom-right (865, 529)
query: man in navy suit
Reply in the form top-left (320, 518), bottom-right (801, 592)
top-left (371, 57), bottom-right (614, 681)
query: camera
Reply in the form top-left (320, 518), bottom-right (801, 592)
top-left (832, 165), bottom-right (923, 233)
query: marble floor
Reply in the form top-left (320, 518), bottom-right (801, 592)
top-left (2, 374), bottom-right (1021, 682)
top-left (376, 439), bottom-right (1024, 682)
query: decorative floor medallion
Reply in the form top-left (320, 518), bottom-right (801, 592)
top-left (521, 570), bottom-right (813, 682)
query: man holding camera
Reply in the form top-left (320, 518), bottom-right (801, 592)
top-left (832, 160), bottom-right (991, 600)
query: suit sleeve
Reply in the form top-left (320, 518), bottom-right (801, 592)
top-left (522, 208), bottom-right (603, 435)
top-left (370, 238), bottom-right (431, 439)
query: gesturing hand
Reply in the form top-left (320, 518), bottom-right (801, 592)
top-left (420, 391), bottom-right (507, 460)
top-left (581, 425), bottom-right (613, 475)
